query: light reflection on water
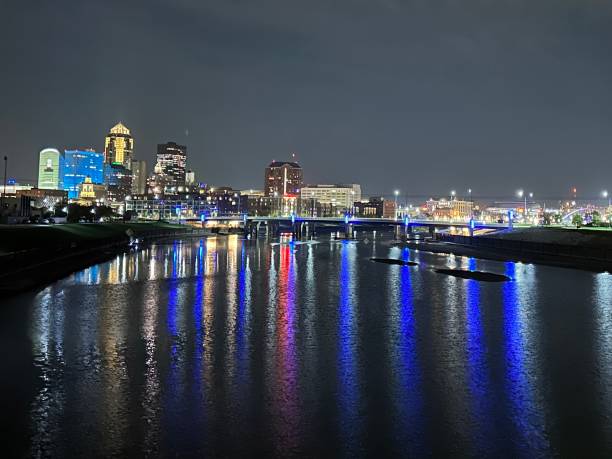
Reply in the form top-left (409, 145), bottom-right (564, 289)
top-left (5, 235), bottom-right (612, 456)
top-left (337, 241), bottom-right (360, 457)
top-left (503, 262), bottom-right (549, 456)
top-left (594, 272), bottom-right (612, 452)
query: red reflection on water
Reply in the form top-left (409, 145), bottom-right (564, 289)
top-left (274, 243), bottom-right (300, 454)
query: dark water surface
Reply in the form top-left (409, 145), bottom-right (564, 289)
top-left (2, 234), bottom-right (612, 457)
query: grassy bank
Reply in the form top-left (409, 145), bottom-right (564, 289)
top-left (485, 227), bottom-right (612, 248)
top-left (0, 222), bottom-right (199, 294)
top-left (424, 227), bottom-right (612, 272)
top-left (0, 222), bottom-right (186, 254)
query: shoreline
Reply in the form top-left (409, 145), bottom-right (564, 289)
top-left (0, 225), bottom-right (209, 296)
top-left (398, 239), bottom-right (612, 273)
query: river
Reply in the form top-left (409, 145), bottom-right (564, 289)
top-left (2, 233), bottom-right (612, 457)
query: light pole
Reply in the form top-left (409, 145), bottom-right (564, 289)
top-left (1, 156), bottom-right (7, 213)
top-left (603, 190), bottom-right (610, 207)
top-left (394, 190), bottom-right (399, 220)
top-left (517, 189), bottom-right (526, 221)
top-left (468, 188), bottom-right (473, 218)
top-left (451, 190), bottom-right (456, 201)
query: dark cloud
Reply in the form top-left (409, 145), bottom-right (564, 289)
top-left (1, 0), bottom-right (612, 198)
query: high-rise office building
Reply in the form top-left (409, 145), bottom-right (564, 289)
top-left (37, 148), bottom-right (64, 190)
top-left (264, 160), bottom-right (303, 197)
top-left (131, 159), bottom-right (147, 195)
top-left (104, 122), bottom-right (134, 169)
top-left (300, 184), bottom-right (362, 208)
top-left (63, 149), bottom-right (104, 199)
top-left (104, 163), bottom-right (133, 203)
top-left (156, 142), bottom-right (187, 192)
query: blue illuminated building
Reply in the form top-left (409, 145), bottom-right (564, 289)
top-left (63, 149), bottom-right (104, 199)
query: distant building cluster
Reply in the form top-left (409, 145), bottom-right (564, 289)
top-left (4, 123), bottom-right (608, 226)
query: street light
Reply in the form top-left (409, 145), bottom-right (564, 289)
top-left (603, 190), bottom-right (610, 207)
top-left (394, 190), bottom-right (399, 220)
top-left (451, 190), bottom-right (456, 200)
top-left (1, 155), bottom-right (7, 212)
top-left (517, 189), bottom-right (526, 221)
top-left (468, 188), bottom-right (473, 218)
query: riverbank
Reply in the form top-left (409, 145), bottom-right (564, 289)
top-left (0, 222), bottom-right (205, 295)
top-left (401, 227), bottom-right (612, 272)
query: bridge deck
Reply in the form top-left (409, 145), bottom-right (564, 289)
top-left (186, 216), bottom-right (507, 229)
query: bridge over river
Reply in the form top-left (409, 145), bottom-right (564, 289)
top-left (184, 215), bottom-right (510, 239)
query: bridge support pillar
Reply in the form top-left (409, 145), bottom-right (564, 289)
top-left (394, 225), bottom-right (401, 240)
top-left (429, 226), bottom-right (435, 239)
top-left (345, 223), bottom-right (353, 239)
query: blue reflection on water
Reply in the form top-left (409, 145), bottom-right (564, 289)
top-left (503, 262), bottom-right (548, 455)
top-left (235, 243), bottom-right (251, 399)
top-left (396, 247), bottom-right (424, 454)
top-left (236, 244), bottom-right (248, 366)
top-left (465, 258), bottom-right (494, 452)
top-left (338, 241), bottom-right (360, 456)
top-left (172, 241), bottom-right (178, 279)
top-left (193, 240), bottom-right (205, 395)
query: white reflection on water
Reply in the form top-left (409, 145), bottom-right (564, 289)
top-left (99, 279), bottom-right (129, 455)
top-left (142, 278), bottom-right (160, 455)
top-left (594, 272), bottom-right (612, 447)
top-left (224, 235), bottom-right (239, 381)
top-left (29, 287), bottom-right (66, 457)
top-left (234, 242), bottom-right (252, 403)
top-left (437, 256), bottom-right (470, 449)
top-left (202, 238), bottom-right (217, 412)
top-left (303, 244), bottom-right (318, 405)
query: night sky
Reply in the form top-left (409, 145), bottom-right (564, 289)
top-left (2, 0), bottom-right (612, 199)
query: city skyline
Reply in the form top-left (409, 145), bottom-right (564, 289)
top-left (8, 125), bottom-right (612, 201)
top-left (2, 1), bottom-right (612, 196)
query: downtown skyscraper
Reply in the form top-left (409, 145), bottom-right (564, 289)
top-left (155, 142), bottom-right (187, 192)
top-left (37, 148), bottom-right (64, 190)
top-left (264, 160), bottom-right (303, 197)
top-left (63, 149), bottom-right (104, 199)
top-left (104, 122), bottom-right (134, 170)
